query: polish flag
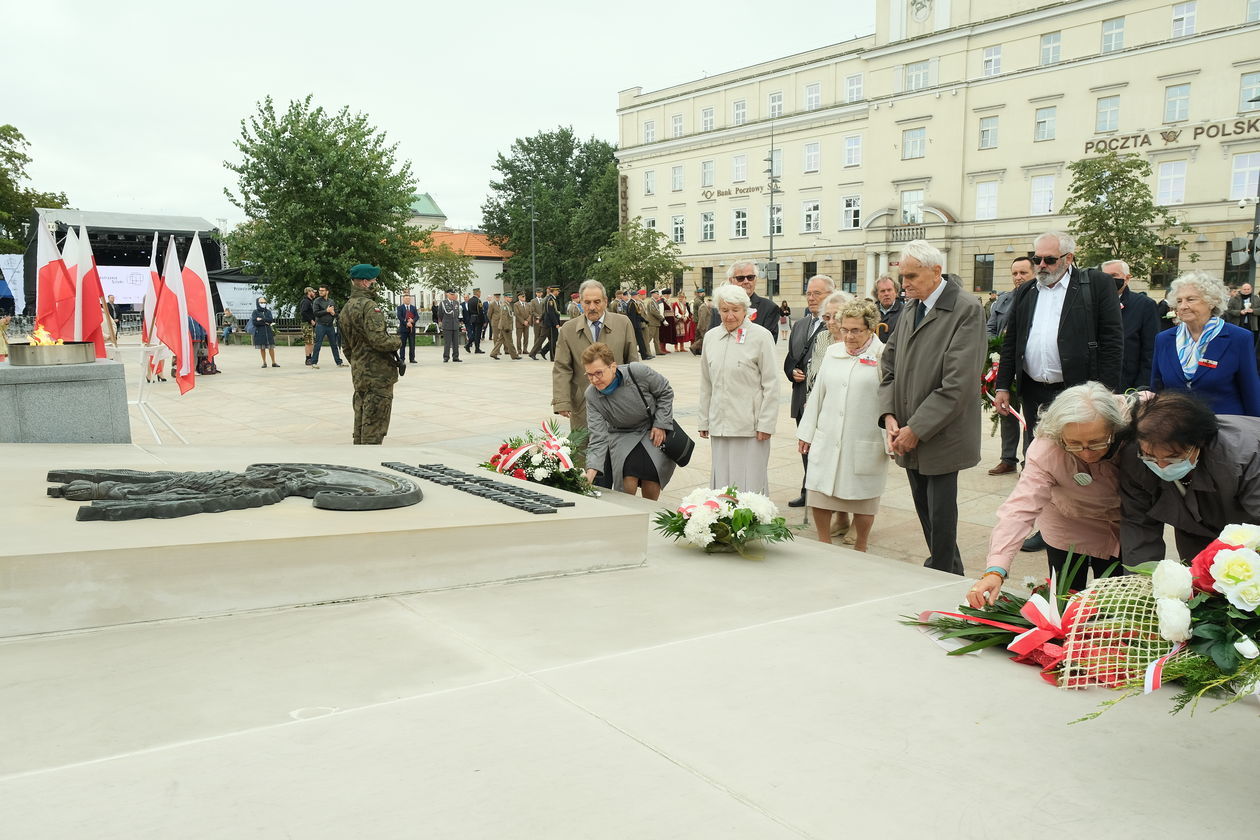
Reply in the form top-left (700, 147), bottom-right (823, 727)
top-left (142, 232), bottom-right (164, 345)
top-left (181, 232), bottom-right (217, 363)
top-left (34, 221), bottom-right (76, 339)
top-left (153, 235), bottom-right (194, 394)
top-left (74, 225), bottom-right (108, 357)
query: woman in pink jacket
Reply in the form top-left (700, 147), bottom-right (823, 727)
top-left (967, 383), bottom-right (1140, 608)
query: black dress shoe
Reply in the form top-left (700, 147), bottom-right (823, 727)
top-left (1021, 531), bottom-right (1047, 552)
top-left (787, 495), bottom-right (806, 508)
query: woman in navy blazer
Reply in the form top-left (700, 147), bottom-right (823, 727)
top-left (1151, 271), bottom-right (1260, 416)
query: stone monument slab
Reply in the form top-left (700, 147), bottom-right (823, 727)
top-left (0, 359), bottom-right (130, 443)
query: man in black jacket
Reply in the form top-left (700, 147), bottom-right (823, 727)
top-left (299, 287), bottom-right (317, 365)
top-left (1103, 259), bottom-right (1159, 392)
top-left (784, 274), bottom-right (835, 507)
top-left (727, 261), bottom-right (780, 341)
top-left (464, 288), bottom-right (485, 354)
top-left (309, 284), bottom-right (344, 368)
top-left (874, 275), bottom-right (903, 340)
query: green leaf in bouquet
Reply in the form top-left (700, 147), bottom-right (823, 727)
top-left (947, 636), bottom-right (1013, 656)
top-left (711, 521), bottom-right (732, 542)
top-left (1208, 640), bottom-right (1240, 673)
top-left (1187, 592), bottom-right (1211, 608)
top-left (1192, 622), bottom-right (1225, 640)
top-left (1125, 561), bottom-right (1162, 575)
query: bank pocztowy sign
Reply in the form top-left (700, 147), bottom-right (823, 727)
top-left (1084, 117), bottom-right (1260, 154)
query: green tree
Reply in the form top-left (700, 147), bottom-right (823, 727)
top-left (0, 125), bottom-right (70, 253)
top-left (1062, 150), bottom-right (1196, 278)
top-left (481, 127), bottom-right (618, 296)
top-left (224, 96), bottom-right (427, 308)
top-left (414, 242), bottom-right (476, 292)
top-left (587, 219), bottom-right (689, 294)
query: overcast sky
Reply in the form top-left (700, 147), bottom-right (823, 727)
top-left (10, 1), bottom-right (874, 233)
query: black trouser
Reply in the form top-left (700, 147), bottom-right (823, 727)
top-left (631, 320), bottom-right (649, 357)
top-left (1045, 544), bottom-right (1120, 592)
top-left (1018, 377), bottom-right (1067, 456)
top-left (905, 468), bottom-right (963, 576)
top-left (398, 327), bottom-right (416, 363)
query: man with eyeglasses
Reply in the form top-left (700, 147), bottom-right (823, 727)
top-left (726, 262), bottom-right (781, 342)
top-left (551, 279), bottom-right (639, 442)
top-left (1119, 391), bottom-right (1260, 567)
top-left (784, 274), bottom-right (837, 507)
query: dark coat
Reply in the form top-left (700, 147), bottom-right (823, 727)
top-left (784, 312), bottom-right (827, 419)
top-left (996, 265), bottom-right (1123, 393)
top-left (299, 295), bottom-right (316, 324)
top-left (877, 277), bottom-right (987, 475)
top-left (1118, 288), bottom-right (1160, 391)
top-left (877, 299), bottom-right (904, 341)
top-left (1119, 416), bottom-right (1260, 566)
top-left (748, 293), bottom-right (780, 342)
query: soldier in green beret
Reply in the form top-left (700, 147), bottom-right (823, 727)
top-left (339, 263), bottom-right (403, 444)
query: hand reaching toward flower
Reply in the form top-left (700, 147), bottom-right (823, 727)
top-left (967, 574), bottom-right (1003, 608)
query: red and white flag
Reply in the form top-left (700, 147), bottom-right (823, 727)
top-left (153, 236), bottom-right (195, 394)
top-left (182, 232), bottom-right (217, 363)
top-left (74, 225), bottom-right (107, 357)
top-left (142, 232), bottom-right (164, 345)
top-left (34, 221), bottom-right (76, 338)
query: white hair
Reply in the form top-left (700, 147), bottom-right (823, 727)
top-left (1034, 231), bottom-right (1077, 255)
top-left (1035, 382), bottom-right (1132, 443)
top-left (712, 284), bottom-right (751, 309)
top-left (1169, 270), bottom-right (1229, 317)
top-left (1101, 259), bottom-right (1129, 276)
top-left (807, 274), bottom-right (836, 292)
top-left (577, 279), bottom-right (607, 300)
top-left (821, 290), bottom-right (855, 315)
top-left (898, 240), bottom-right (944, 269)
top-left (725, 261), bottom-right (759, 281)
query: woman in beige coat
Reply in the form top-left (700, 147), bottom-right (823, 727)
top-left (798, 299), bottom-right (890, 550)
top-left (698, 284), bottom-right (780, 493)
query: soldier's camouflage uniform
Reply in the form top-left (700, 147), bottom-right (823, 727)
top-left (339, 286), bottom-right (402, 445)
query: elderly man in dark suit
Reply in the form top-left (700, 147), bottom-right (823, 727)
top-left (1102, 259), bottom-right (1159, 391)
top-left (878, 240), bottom-right (986, 576)
top-left (784, 273), bottom-right (835, 507)
top-left (552, 280), bottom-right (639, 438)
top-left (726, 261), bottom-right (780, 342)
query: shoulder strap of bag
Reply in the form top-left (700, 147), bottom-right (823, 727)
top-left (623, 365), bottom-right (654, 421)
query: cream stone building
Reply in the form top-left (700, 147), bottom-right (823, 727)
top-left (615, 0), bottom-right (1260, 303)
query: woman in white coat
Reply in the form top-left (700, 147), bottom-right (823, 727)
top-left (797, 297), bottom-right (890, 551)
top-left (698, 283), bottom-right (780, 493)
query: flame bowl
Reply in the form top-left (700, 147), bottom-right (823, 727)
top-left (7, 341), bottom-right (97, 366)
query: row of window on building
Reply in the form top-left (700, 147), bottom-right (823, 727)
top-left (639, 2), bottom-right (1258, 145)
top-left (643, 150), bottom-right (1260, 243)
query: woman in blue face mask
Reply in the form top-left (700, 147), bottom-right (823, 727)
top-left (1119, 392), bottom-right (1260, 567)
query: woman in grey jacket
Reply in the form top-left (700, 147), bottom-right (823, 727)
top-left (581, 342), bottom-right (677, 500)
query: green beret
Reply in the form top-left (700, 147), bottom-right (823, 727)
top-left (349, 263), bottom-right (380, 279)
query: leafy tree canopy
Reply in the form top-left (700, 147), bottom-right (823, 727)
top-left (414, 242), bottom-right (476, 293)
top-left (0, 124), bottom-right (70, 253)
top-left (587, 219), bottom-right (689, 295)
top-left (223, 96), bottom-right (428, 308)
top-left (480, 127), bottom-right (618, 297)
top-left (1062, 150), bottom-right (1196, 278)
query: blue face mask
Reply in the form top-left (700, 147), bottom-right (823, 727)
top-left (1143, 456), bottom-right (1195, 482)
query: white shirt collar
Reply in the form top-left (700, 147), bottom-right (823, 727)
top-left (920, 278), bottom-right (948, 313)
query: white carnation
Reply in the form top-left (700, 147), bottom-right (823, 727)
top-left (989, 352), bottom-right (1000, 363)
top-left (683, 512), bottom-right (717, 547)
top-left (1152, 558), bottom-right (1194, 601)
top-left (1156, 598), bottom-right (1192, 642)
top-left (557, 437), bottom-right (570, 447)
top-left (532, 467), bottom-right (550, 481)
top-left (681, 487), bottom-right (722, 508)
top-left (530, 452), bottom-right (543, 466)
top-left (736, 491), bottom-right (778, 524)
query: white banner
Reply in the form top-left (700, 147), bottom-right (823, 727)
top-left (98, 265), bottom-right (150, 305)
top-left (214, 281), bottom-right (266, 319)
top-left (0, 253), bottom-right (23, 314)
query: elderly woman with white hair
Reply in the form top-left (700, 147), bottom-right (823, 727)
top-left (1150, 270), bottom-right (1260, 416)
top-left (698, 283), bottom-right (780, 493)
top-left (967, 382), bottom-right (1141, 608)
top-left (797, 297), bottom-right (889, 551)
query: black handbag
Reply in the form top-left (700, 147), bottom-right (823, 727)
top-left (626, 366), bottom-right (694, 467)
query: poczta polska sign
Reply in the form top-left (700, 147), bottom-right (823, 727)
top-left (1084, 117), bottom-right (1260, 154)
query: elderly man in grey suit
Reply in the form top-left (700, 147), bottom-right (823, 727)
top-left (552, 279), bottom-right (640, 437)
top-left (784, 273), bottom-right (835, 507)
top-left (878, 240), bottom-right (986, 576)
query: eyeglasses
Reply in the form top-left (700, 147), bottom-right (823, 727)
top-left (1032, 255), bottom-right (1066, 266)
top-left (584, 368), bottom-right (612, 380)
top-left (835, 327), bottom-right (869, 336)
top-left (1138, 446), bottom-right (1196, 465)
top-left (1062, 436), bottom-right (1112, 453)
top-left (732, 274), bottom-right (756, 281)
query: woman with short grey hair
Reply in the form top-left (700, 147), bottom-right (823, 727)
top-left (967, 383), bottom-right (1142, 608)
top-left (1151, 271), bottom-right (1260, 416)
top-left (698, 282), bottom-right (779, 493)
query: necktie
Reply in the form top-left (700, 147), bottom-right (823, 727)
top-left (914, 302), bottom-right (925, 328)
top-left (592, 321), bottom-right (602, 342)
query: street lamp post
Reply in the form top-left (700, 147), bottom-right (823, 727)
top-left (763, 120), bottom-right (782, 296)
top-left (530, 187), bottom-right (537, 293)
